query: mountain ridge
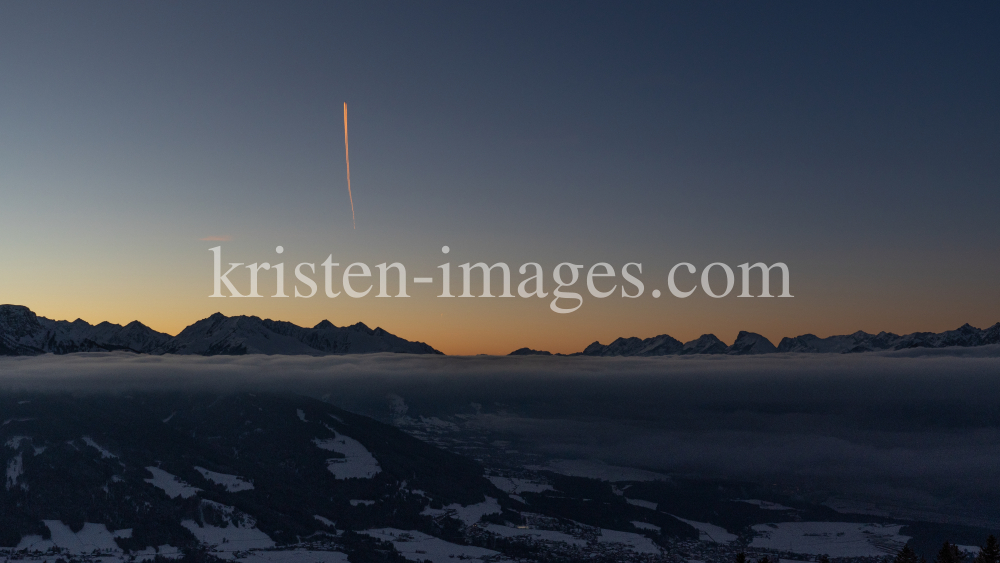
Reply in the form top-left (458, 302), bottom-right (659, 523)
top-left (5, 304), bottom-right (998, 359)
top-left (0, 392), bottom-right (500, 553)
top-left (0, 304), bottom-right (441, 357)
top-left (518, 323), bottom-right (1000, 357)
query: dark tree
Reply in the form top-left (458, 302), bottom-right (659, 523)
top-left (975, 536), bottom-right (1000, 563)
top-left (936, 542), bottom-right (965, 563)
top-left (896, 545), bottom-right (921, 563)
top-left (758, 556), bottom-right (772, 563)
top-left (819, 555), bottom-right (831, 563)
top-left (735, 552), bottom-right (747, 563)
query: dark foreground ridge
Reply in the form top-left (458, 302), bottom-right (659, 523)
top-left (2, 391), bottom-right (995, 562)
top-left (513, 323), bottom-right (1000, 356)
top-left (0, 392), bottom-right (498, 554)
top-left (0, 304), bottom-right (442, 356)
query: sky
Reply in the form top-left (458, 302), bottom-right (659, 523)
top-left (1, 1), bottom-right (998, 355)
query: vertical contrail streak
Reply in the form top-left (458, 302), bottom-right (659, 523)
top-left (343, 102), bottom-right (355, 229)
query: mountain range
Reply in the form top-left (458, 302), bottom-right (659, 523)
top-left (533, 323), bottom-right (1000, 357)
top-left (0, 304), bottom-right (441, 356)
top-left (3, 304), bottom-right (998, 359)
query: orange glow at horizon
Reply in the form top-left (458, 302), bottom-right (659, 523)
top-left (343, 102), bottom-right (355, 230)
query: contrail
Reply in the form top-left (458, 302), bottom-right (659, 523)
top-left (343, 102), bottom-right (355, 229)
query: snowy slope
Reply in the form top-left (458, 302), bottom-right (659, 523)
top-left (0, 305), bottom-right (441, 356)
top-left (0, 305), bottom-right (171, 356)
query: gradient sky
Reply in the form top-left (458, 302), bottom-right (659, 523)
top-left (1, 1), bottom-right (998, 355)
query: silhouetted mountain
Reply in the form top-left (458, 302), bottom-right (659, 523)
top-left (777, 323), bottom-right (1000, 353)
top-left (156, 313), bottom-right (321, 356)
top-left (580, 334), bottom-right (684, 357)
top-left (726, 331), bottom-right (777, 355)
top-left (288, 319), bottom-right (437, 355)
top-left (681, 334), bottom-right (728, 355)
top-left (508, 348), bottom-right (553, 356)
top-left (572, 323), bottom-right (1000, 357)
top-left (7, 304), bottom-right (1000, 359)
top-left (0, 305), bottom-right (441, 356)
top-left (162, 314), bottom-right (440, 356)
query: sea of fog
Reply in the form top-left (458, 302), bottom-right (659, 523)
top-left (3, 346), bottom-right (1000, 526)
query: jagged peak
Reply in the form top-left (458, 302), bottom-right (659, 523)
top-left (733, 330), bottom-right (770, 341)
top-left (650, 333), bottom-right (681, 342)
top-left (0, 305), bottom-right (444, 356)
top-left (685, 334), bottom-right (723, 344)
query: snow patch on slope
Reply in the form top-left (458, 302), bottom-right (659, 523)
top-left (421, 496), bottom-right (501, 526)
top-left (482, 524), bottom-right (587, 547)
top-left (671, 515), bottom-right (738, 544)
top-left (626, 498), bottom-right (658, 510)
top-left (5, 436), bottom-right (28, 449)
top-left (196, 466), bottom-right (254, 492)
top-left (487, 476), bottom-right (553, 495)
top-left (82, 436), bottom-right (117, 459)
top-left (181, 518), bottom-right (275, 554)
top-left (632, 521), bottom-right (661, 532)
top-left (596, 528), bottom-right (662, 554)
top-left (314, 515), bottom-right (336, 528)
top-left (15, 521), bottom-right (121, 554)
top-left (737, 499), bottom-right (795, 510)
top-left (360, 528), bottom-right (501, 563)
top-left (485, 519), bottom-right (660, 555)
top-left (145, 466), bottom-right (201, 498)
top-left (6, 453), bottom-right (24, 491)
top-left (313, 434), bottom-right (380, 479)
top-left (750, 522), bottom-right (910, 557)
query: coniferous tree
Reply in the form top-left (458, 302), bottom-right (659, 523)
top-left (896, 545), bottom-right (921, 563)
top-left (936, 542), bottom-right (965, 563)
top-left (735, 552), bottom-right (747, 563)
top-left (758, 556), bottom-right (771, 563)
top-left (975, 536), bottom-right (1000, 563)
top-left (818, 555), bottom-right (830, 563)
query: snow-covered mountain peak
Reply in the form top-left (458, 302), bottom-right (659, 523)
top-left (0, 306), bottom-right (442, 357)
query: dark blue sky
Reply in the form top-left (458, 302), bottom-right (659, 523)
top-left (1, 1), bottom-right (998, 353)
